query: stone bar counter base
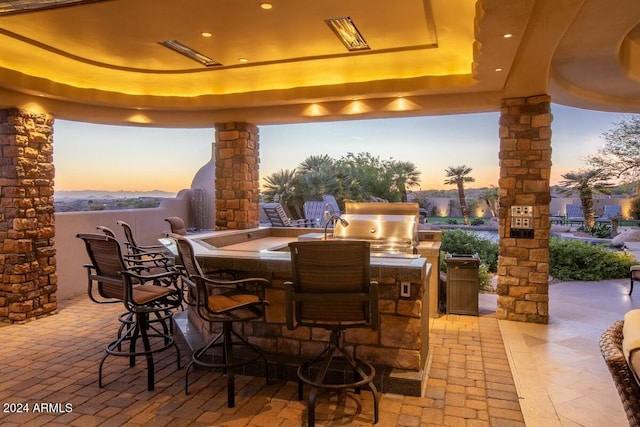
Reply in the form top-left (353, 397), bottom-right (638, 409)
top-left (175, 226), bottom-right (435, 395)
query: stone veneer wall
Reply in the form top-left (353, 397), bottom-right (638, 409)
top-left (189, 275), bottom-right (426, 372)
top-left (496, 95), bottom-right (551, 324)
top-left (214, 122), bottom-right (260, 230)
top-left (0, 108), bottom-right (57, 322)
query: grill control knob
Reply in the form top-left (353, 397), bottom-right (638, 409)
top-left (370, 227), bottom-right (377, 234)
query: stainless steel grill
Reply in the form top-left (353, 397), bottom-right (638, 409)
top-left (332, 202), bottom-right (420, 255)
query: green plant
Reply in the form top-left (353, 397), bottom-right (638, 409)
top-left (439, 229), bottom-right (498, 272)
top-left (478, 263), bottom-right (493, 291)
top-left (549, 237), bottom-right (635, 281)
top-left (470, 218), bottom-right (485, 226)
top-left (580, 222), bottom-right (612, 238)
top-left (446, 219), bottom-right (458, 224)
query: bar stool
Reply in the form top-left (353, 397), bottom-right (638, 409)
top-left (173, 236), bottom-right (270, 408)
top-left (285, 240), bottom-right (380, 426)
top-left (78, 233), bottom-right (183, 391)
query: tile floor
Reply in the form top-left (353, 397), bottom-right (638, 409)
top-left (0, 279), bottom-right (635, 426)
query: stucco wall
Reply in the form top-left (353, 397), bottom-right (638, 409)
top-left (54, 190), bottom-right (192, 300)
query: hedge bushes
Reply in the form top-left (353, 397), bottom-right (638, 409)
top-left (548, 237), bottom-right (635, 281)
top-left (438, 230), bottom-right (635, 283)
top-left (439, 229), bottom-right (498, 272)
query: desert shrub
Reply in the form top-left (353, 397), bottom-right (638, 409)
top-left (549, 237), bottom-right (635, 281)
top-left (439, 229), bottom-right (498, 272)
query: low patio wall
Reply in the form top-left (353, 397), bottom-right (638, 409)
top-left (54, 190), bottom-right (192, 300)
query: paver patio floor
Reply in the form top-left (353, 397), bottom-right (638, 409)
top-left (0, 294), bottom-right (522, 426)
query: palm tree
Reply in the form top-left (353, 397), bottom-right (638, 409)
top-left (557, 168), bottom-right (614, 227)
top-left (262, 169), bottom-right (300, 214)
top-left (480, 186), bottom-right (499, 217)
top-left (444, 165), bottom-right (475, 225)
top-left (298, 154), bottom-right (335, 173)
top-left (388, 160), bottom-right (421, 202)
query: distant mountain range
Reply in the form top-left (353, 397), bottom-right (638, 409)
top-left (55, 190), bottom-right (176, 200)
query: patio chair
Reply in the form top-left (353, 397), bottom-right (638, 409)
top-left (165, 216), bottom-right (188, 235)
top-left (565, 204), bottom-right (584, 225)
top-left (262, 202), bottom-right (314, 227)
top-left (322, 194), bottom-right (341, 216)
top-left (600, 319), bottom-right (640, 426)
top-left (96, 225), bottom-right (116, 238)
top-left (597, 205), bottom-right (622, 223)
top-left (174, 235), bottom-right (270, 408)
top-left (77, 233), bottom-right (182, 391)
top-left (116, 220), bottom-right (168, 257)
top-left (303, 200), bottom-right (327, 228)
top-left (285, 240), bottom-right (379, 426)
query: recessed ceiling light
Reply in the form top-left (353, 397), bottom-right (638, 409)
top-left (159, 40), bottom-right (222, 67)
top-left (325, 17), bottom-right (370, 51)
top-left (260, 2), bottom-right (272, 10)
top-left (201, 32), bottom-right (212, 38)
top-left (495, 68), bottom-right (503, 72)
top-left (239, 58), bottom-right (249, 63)
top-left (503, 33), bottom-right (513, 39)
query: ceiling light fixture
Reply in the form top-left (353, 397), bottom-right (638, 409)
top-left (259, 2), bottom-right (272, 10)
top-left (503, 33), bottom-right (513, 39)
top-left (0, 0), bottom-right (110, 15)
top-left (200, 32), bottom-right (212, 38)
top-left (159, 40), bottom-right (221, 67)
top-left (238, 57), bottom-right (249, 63)
top-left (325, 17), bottom-right (370, 51)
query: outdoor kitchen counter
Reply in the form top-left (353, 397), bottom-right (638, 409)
top-left (188, 233), bottom-right (428, 282)
top-left (175, 227), bottom-right (434, 395)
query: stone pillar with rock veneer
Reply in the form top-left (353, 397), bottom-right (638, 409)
top-left (214, 122), bottom-right (260, 230)
top-left (0, 108), bottom-right (57, 323)
top-left (496, 95), bottom-right (551, 324)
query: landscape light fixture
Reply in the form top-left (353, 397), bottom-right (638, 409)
top-left (159, 40), bottom-right (222, 67)
top-left (325, 16), bottom-right (370, 51)
top-left (0, 0), bottom-right (110, 15)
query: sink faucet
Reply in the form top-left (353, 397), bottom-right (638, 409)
top-left (324, 214), bottom-right (349, 241)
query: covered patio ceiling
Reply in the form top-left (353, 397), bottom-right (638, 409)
top-left (0, 0), bottom-right (639, 126)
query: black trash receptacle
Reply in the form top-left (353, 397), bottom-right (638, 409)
top-left (445, 253), bottom-right (480, 316)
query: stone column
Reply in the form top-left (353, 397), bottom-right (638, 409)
top-left (0, 108), bottom-right (56, 322)
top-left (214, 122), bottom-right (260, 230)
top-left (496, 95), bottom-right (552, 324)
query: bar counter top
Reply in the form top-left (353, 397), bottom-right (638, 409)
top-left (180, 228), bottom-right (428, 282)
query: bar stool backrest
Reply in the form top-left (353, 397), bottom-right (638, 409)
top-left (287, 240), bottom-right (378, 327)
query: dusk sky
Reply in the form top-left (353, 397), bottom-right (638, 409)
top-left (53, 104), bottom-right (629, 194)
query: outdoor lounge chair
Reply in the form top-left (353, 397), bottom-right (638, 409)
top-left (262, 202), bottom-right (314, 227)
top-left (597, 205), bottom-right (622, 223)
top-left (303, 200), bottom-right (327, 228)
top-left (174, 235), bottom-right (270, 408)
top-left (322, 194), bottom-right (341, 217)
top-left (285, 240), bottom-right (379, 426)
top-left (565, 204), bottom-right (585, 225)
